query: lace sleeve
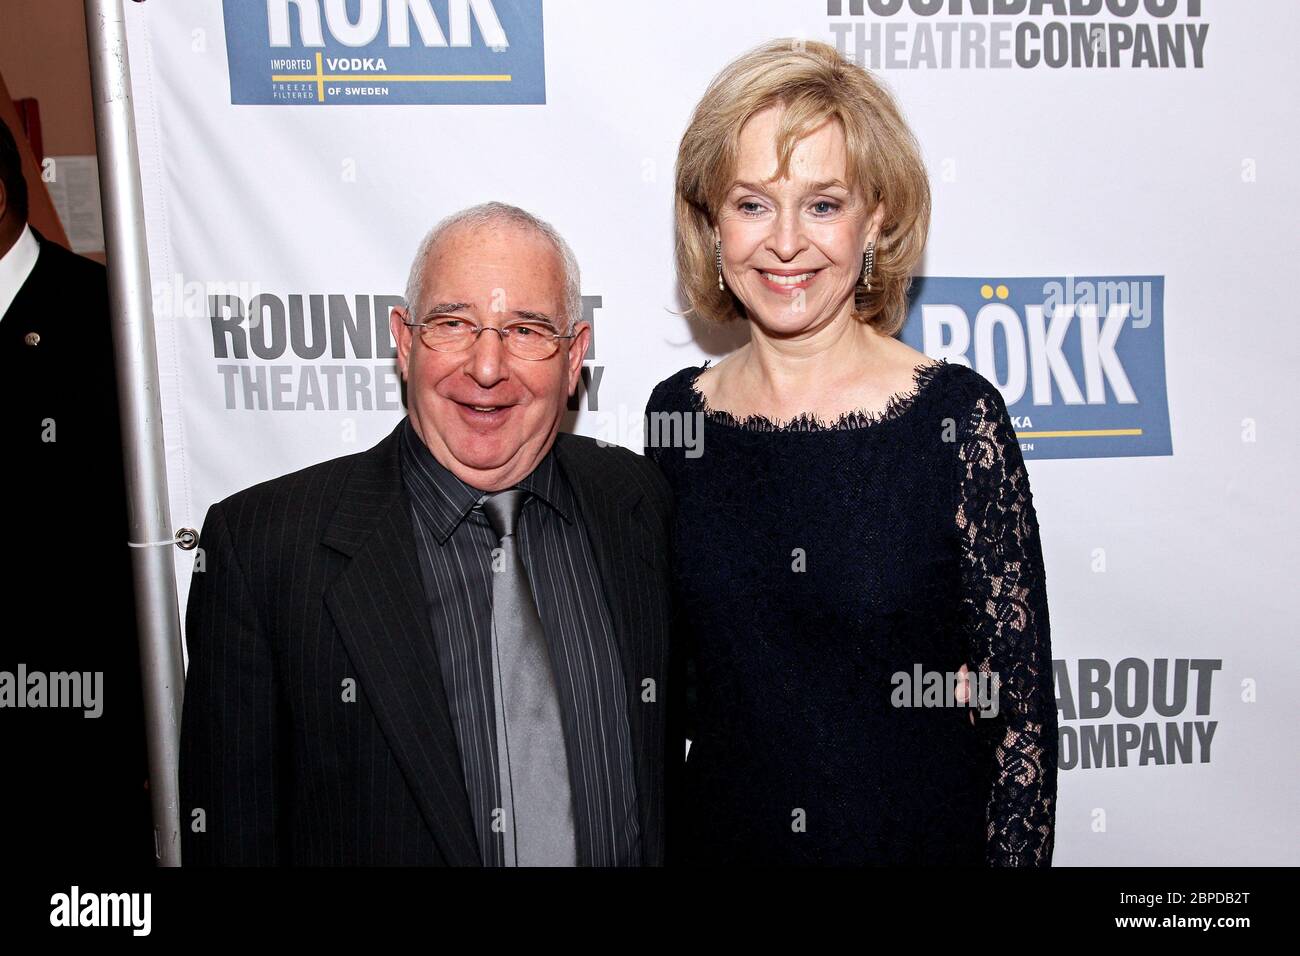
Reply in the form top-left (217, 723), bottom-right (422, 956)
top-left (954, 381), bottom-right (1058, 867)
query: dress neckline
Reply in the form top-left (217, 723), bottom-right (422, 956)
top-left (685, 357), bottom-right (950, 433)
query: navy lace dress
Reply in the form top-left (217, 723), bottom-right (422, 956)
top-left (645, 358), bottom-right (1058, 866)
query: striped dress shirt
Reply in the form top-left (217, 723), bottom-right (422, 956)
top-left (398, 418), bottom-right (641, 866)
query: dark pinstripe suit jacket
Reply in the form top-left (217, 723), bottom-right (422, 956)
top-left (178, 419), bottom-right (677, 866)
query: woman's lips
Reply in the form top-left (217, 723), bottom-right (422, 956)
top-left (757, 268), bottom-right (821, 293)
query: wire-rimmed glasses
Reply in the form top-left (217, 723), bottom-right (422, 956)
top-left (402, 315), bottom-right (578, 361)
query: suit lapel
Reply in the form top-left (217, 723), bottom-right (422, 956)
top-left (5, 229), bottom-right (52, 338)
top-left (322, 423), bottom-right (481, 866)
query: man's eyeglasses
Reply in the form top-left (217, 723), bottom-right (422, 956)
top-left (402, 316), bottom-right (578, 362)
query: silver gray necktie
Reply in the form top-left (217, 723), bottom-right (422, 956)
top-left (481, 488), bottom-right (577, 866)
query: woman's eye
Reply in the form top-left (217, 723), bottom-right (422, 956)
top-left (811, 200), bottom-right (840, 216)
top-left (738, 201), bottom-right (765, 215)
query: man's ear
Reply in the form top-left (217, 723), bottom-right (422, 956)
top-left (566, 322), bottom-right (592, 394)
top-left (391, 305), bottom-right (413, 379)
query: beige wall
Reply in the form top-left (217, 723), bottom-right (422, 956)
top-left (0, 0), bottom-right (97, 155)
top-left (1, 0), bottom-right (102, 260)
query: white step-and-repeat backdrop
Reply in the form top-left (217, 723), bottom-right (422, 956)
top-left (122, 0), bottom-right (1299, 864)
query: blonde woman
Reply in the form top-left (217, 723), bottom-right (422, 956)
top-left (646, 39), bottom-right (1057, 865)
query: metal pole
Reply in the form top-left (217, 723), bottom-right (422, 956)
top-left (84, 0), bottom-right (185, 867)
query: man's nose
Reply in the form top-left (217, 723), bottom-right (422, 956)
top-left (462, 327), bottom-right (510, 386)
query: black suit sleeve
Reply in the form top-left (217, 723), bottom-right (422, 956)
top-left (178, 500), bottom-right (286, 865)
top-left (635, 448), bottom-right (694, 866)
top-left (637, 443), bottom-right (695, 745)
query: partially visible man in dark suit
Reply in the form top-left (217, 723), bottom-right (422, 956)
top-left (179, 201), bottom-right (677, 865)
top-left (0, 119), bottom-right (153, 865)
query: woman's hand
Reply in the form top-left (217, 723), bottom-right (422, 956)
top-left (955, 663), bottom-right (976, 725)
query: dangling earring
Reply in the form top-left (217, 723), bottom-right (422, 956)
top-left (715, 239), bottom-right (724, 291)
top-left (860, 241), bottom-right (875, 292)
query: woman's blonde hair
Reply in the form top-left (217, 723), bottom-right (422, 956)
top-left (675, 39), bottom-right (930, 336)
